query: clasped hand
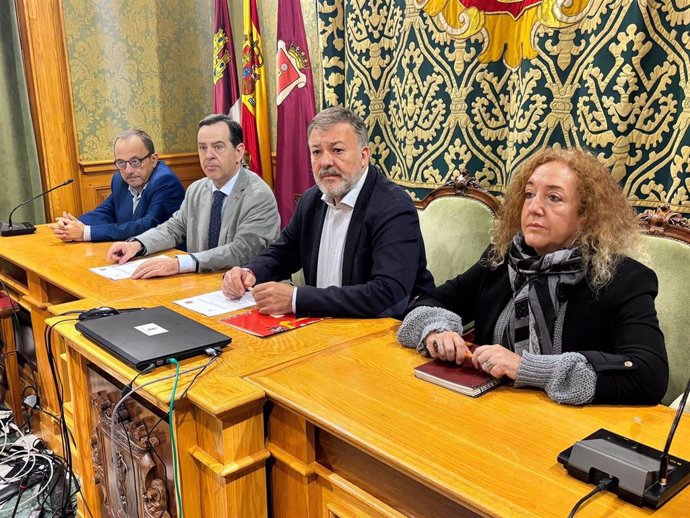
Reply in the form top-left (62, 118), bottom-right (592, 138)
top-left (49, 212), bottom-right (85, 242)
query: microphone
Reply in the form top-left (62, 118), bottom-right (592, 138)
top-left (558, 377), bottom-right (690, 509)
top-left (659, 378), bottom-right (690, 486)
top-left (1, 178), bottom-right (74, 237)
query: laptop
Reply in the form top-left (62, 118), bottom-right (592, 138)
top-left (75, 306), bottom-right (231, 371)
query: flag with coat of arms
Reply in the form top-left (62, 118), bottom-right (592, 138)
top-left (275, 0), bottom-right (317, 224)
top-left (212, 0), bottom-right (240, 121)
top-left (241, 0), bottom-right (272, 187)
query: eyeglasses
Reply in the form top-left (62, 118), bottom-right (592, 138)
top-left (115, 153), bottom-right (152, 170)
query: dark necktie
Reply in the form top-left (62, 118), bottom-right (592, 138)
top-left (208, 190), bottom-right (226, 249)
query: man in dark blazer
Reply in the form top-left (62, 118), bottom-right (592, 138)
top-left (222, 107), bottom-right (434, 318)
top-left (49, 129), bottom-right (184, 242)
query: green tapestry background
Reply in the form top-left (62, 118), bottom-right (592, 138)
top-left (318, 0), bottom-right (690, 216)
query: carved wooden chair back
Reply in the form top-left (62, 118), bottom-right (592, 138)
top-left (637, 205), bottom-right (690, 406)
top-left (415, 171), bottom-right (500, 286)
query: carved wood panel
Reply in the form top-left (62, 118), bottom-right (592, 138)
top-left (88, 369), bottom-right (176, 518)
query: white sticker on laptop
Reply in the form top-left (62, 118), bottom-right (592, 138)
top-left (134, 323), bottom-right (169, 336)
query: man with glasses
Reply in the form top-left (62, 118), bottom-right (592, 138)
top-left (50, 129), bottom-right (185, 242)
top-left (105, 114), bottom-right (280, 278)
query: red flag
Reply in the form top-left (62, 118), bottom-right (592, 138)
top-left (275, 0), bottom-right (317, 225)
top-left (241, 0), bottom-right (272, 187)
top-left (213, 0), bottom-right (240, 121)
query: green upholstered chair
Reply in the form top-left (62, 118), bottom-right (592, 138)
top-left (291, 268), bottom-right (305, 287)
top-left (636, 205), bottom-right (690, 406)
top-left (669, 392), bottom-right (689, 413)
top-left (415, 171), bottom-right (500, 286)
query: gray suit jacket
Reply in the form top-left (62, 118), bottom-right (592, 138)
top-left (136, 167), bottom-right (280, 272)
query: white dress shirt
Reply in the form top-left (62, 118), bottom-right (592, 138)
top-left (292, 168), bottom-right (368, 313)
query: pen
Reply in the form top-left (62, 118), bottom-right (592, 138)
top-left (432, 340), bottom-right (476, 359)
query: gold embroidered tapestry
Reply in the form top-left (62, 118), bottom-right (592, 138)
top-left (318, 0), bottom-right (690, 215)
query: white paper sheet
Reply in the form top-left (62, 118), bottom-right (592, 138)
top-left (89, 255), bottom-right (170, 280)
top-left (173, 290), bottom-right (256, 317)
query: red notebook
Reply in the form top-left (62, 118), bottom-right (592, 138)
top-left (414, 358), bottom-right (502, 397)
top-left (222, 309), bottom-right (324, 337)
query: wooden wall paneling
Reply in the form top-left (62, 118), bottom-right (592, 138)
top-left (15, 0), bottom-right (82, 220)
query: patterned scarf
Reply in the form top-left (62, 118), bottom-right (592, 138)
top-left (506, 234), bottom-right (585, 355)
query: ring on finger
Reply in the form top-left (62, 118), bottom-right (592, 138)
top-left (483, 359), bottom-right (494, 371)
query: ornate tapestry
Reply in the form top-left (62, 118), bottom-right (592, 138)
top-left (317, 0), bottom-right (690, 215)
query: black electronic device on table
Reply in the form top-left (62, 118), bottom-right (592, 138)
top-left (558, 379), bottom-right (690, 509)
top-left (75, 306), bottom-right (231, 371)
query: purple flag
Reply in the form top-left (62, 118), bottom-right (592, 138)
top-left (275, 0), bottom-right (317, 225)
top-left (213, 0), bottom-right (240, 120)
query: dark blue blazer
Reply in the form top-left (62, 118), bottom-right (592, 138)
top-left (79, 160), bottom-right (185, 242)
top-left (246, 165), bottom-right (435, 318)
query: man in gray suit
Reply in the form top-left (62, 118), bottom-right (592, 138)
top-left (106, 114), bottom-right (280, 279)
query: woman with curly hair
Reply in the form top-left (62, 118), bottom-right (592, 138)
top-left (398, 147), bottom-right (668, 405)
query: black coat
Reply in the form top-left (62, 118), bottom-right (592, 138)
top-left (247, 166), bottom-right (435, 318)
top-left (410, 256), bottom-right (668, 404)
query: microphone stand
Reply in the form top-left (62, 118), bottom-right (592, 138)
top-left (1, 179), bottom-right (74, 237)
top-left (659, 378), bottom-right (690, 486)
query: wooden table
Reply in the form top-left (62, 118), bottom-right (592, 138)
top-left (0, 225), bottom-right (221, 443)
top-left (0, 225), bottom-right (210, 304)
top-left (48, 293), bottom-right (398, 518)
top-left (248, 333), bottom-right (690, 518)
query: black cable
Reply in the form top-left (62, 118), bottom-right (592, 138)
top-left (123, 363), bottom-right (156, 397)
top-left (43, 317), bottom-right (81, 517)
top-left (140, 352), bottom-right (221, 452)
top-left (134, 352), bottom-right (220, 518)
top-left (10, 474), bottom-right (29, 518)
top-left (36, 406), bottom-right (61, 423)
top-left (567, 477), bottom-right (614, 518)
top-left (112, 363), bottom-right (158, 518)
top-left (178, 352), bottom-right (221, 401)
top-left (119, 368), bottom-right (150, 518)
top-left (142, 418), bottom-right (171, 518)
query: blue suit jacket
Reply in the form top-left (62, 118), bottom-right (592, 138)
top-left (79, 160), bottom-right (185, 242)
top-left (246, 165), bottom-right (435, 318)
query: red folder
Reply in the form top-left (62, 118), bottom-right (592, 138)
top-left (222, 309), bottom-right (324, 337)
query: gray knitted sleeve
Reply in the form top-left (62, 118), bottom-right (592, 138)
top-left (396, 306), bottom-right (464, 353)
top-left (515, 352), bottom-right (596, 405)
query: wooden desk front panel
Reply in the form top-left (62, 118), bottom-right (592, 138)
top-left (53, 320), bottom-right (269, 518)
top-left (250, 334), bottom-right (690, 518)
top-left (50, 306), bottom-right (396, 518)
